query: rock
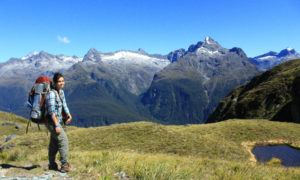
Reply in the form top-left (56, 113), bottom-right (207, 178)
top-left (0, 143), bottom-right (15, 153)
top-left (5, 134), bottom-right (18, 142)
top-left (2, 122), bottom-right (15, 126)
top-left (15, 124), bottom-right (22, 129)
top-left (20, 141), bottom-right (31, 146)
top-left (114, 171), bottom-right (126, 179)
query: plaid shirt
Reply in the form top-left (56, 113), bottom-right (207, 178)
top-left (45, 89), bottom-right (70, 123)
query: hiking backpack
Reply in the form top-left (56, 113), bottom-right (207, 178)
top-left (26, 76), bottom-right (52, 132)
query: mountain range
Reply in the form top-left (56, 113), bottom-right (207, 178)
top-left (0, 37), bottom-right (298, 126)
top-left (250, 48), bottom-right (300, 71)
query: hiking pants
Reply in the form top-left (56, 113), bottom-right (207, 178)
top-left (46, 123), bottom-right (69, 165)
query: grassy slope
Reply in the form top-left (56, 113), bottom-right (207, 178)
top-left (0, 111), bottom-right (299, 179)
top-left (207, 59), bottom-right (300, 123)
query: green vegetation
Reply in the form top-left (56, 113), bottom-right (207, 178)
top-left (65, 80), bottom-right (155, 127)
top-left (0, 111), bottom-right (299, 179)
top-left (208, 59), bottom-right (300, 123)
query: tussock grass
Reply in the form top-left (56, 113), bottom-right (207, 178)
top-left (0, 112), bottom-right (299, 179)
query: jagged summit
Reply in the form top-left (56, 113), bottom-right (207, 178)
top-left (83, 48), bottom-right (103, 62)
top-left (200, 36), bottom-right (223, 52)
top-left (186, 37), bottom-right (224, 54)
top-left (204, 36), bottom-right (218, 45)
top-left (86, 48), bottom-right (101, 55)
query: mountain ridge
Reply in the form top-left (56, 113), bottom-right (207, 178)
top-left (207, 59), bottom-right (300, 123)
top-left (0, 38), bottom-right (297, 126)
top-left (250, 48), bottom-right (300, 71)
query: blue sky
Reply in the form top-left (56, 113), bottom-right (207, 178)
top-left (0, 0), bottom-right (299, 62)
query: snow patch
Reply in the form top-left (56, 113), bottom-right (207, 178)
top-left (256, 55), bottom-right (276, 61)
top-left (101, 51), bottom-right (170, 69)
top-left (21, 51), bottom-right (39, 60)
top-left (196, 47), bottom-right (220, 55)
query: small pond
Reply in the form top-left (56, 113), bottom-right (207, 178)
top-left (252, 145), bottom-right (300, 167)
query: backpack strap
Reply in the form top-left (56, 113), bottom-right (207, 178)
top-left (51, 89), bottom-right (62, 104)
top-left (50, 89), bottom-right (67, 126)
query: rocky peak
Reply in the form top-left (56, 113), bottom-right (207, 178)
top-left (187, 41), bottom-right (203, 53)
top-left (278, 48), bottom-right (296, 57)
top-left (83, 48), bottom-right (102, 62)
top-left (167, 48), bottom-right (186, 62)
top-left (229, 47), bottom-right (247, 59)
top-left (200, 36), bottom-right (223, 51)
top-left (203, 36), bottom-right (218, 45)
top-left (186, 37), bottom-right (224, 54)
top-left (137, 48), bottom-right (148, 55)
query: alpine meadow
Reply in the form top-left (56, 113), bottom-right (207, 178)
top-left (1, 0), bottom-right (300, 178)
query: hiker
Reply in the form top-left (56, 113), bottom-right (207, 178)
top-left (45, 72), bottom-right (72, 172)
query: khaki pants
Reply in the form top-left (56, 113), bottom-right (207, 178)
top-left (46, 123), bottom-right (69, 165)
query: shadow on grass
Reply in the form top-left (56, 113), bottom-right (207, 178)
top-left (0, 164), bottom-right (39, 170)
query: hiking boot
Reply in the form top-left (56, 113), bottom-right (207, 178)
top-left (60, 162), bottom-right (72, 173)
top-left (48, 162), bottom-right (58, 171)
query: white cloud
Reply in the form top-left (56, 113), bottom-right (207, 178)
top-left (57, 35), bottom-right (70, 44)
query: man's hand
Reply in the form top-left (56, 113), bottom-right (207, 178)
top-left (65, 114), bottom-right (72, 125)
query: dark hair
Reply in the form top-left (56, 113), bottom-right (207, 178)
top-left (53, 72), bottom-right (64, 84)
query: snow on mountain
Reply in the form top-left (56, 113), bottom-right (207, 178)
top-left (82, 48), bottom-right (170, 69)
top-left (250, 48), bottom-right (300, 71)
top-left (0, 51), bottom-right (83, 77)
top-left (100, 51), bottom-right (170, 69)
top-left (191, 36), bottom-right (227, 56)
top-left (167, 36), bottom-right (227, 63)
top-left (196, 47), bottom-right (221, 55)
top-left (21, 51), bottom-right (39, 60)
top-left (76, 48), bottom-right (171, 95)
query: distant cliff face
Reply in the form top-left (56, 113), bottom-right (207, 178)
top-left (207, 59), bottom-right (300, 123)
